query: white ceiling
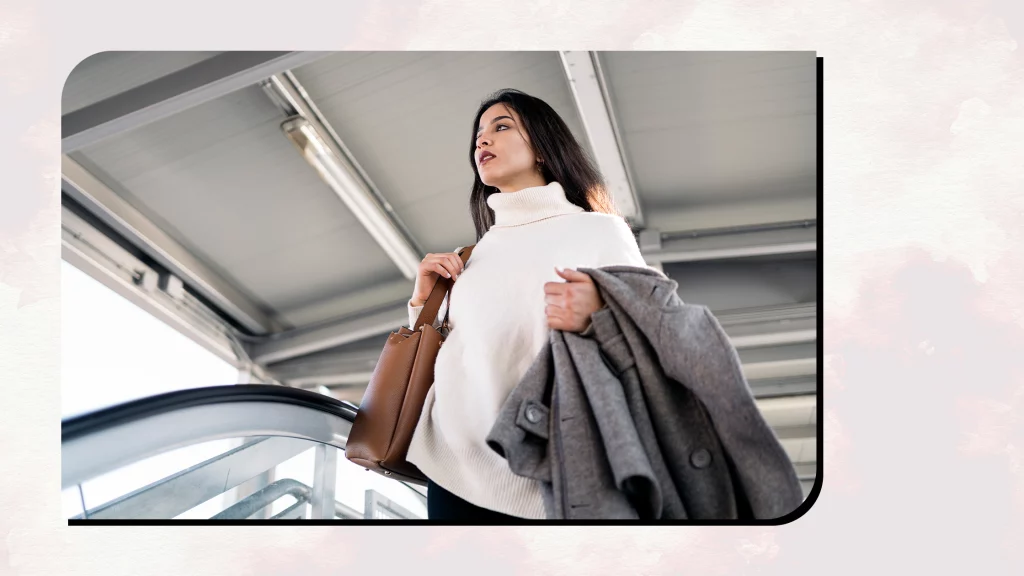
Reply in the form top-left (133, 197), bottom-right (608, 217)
top-left (62, 51), bottom-right (817, 330)
top-left (601, 51), bottom-right (816, 206)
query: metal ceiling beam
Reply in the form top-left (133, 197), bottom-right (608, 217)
top-left (311, 381), bottom-right (820, 407)
top-left (742, 358), bottom-right (817, 381)
top-left (250, 302), bottom-right (817, 370)
top-left (747, 376), bottom-right (817, 398)
top-left (715, 303), bottom-right (817, 327)
top-left (61, 206), bottom-right (242, 367)
top-left (728, 329), bottom-right (816, 349)
top-left (773, 425), bottom-right (817, 441)
top-left (248, 306), bottom-right (408, 365)
top-left (793, 462), bottom-right (818, 478)
top-left (267, 349), bottom-right (382, 388)
top-left (645, 197), bottom-right (817, 237)
top-left (737, 342), bottom-right (817, 367)
top-left (559, 51), bottom-right (643, 224)
top-left (641, 223), bottom-right (817, 264)
top-left (779, 436), bottom-right (817, 464)
top-left (756, 395), bottom-right (816, 429)
top-left (278, 278), bottom-right (414, 328)
top-left (62, 155), bottom-right (280, 335)
top-left (295, 371), bottom-right (819, 408)
top-left (62, 51), bottom-right (328, 153)
top-left (298, 386), bottom-right (816, 436)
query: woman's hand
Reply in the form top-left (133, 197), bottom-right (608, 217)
top-left (544, 267), bottom-right (605, 332)
top-left (410, 252), bottom-right (465, 307)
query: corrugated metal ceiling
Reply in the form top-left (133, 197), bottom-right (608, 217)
top-left (63, 51), bottom-right (818, 333)
top-left (291, 51), bottom-right (593, 253)
top-left (601, 51), bottom-right (816, 207)
top-left (63, 51), bottom-right (222, 114)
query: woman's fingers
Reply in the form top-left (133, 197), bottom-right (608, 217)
top-left (443, 258), bottom-right (456, 278)
top-left (434, 262), bottom-right (453, 279)
top-left (545, 305), bottom-right (568, 329)
top-left (546, 271), bottom-right (603, 333)
top-left (418, 255), bottom-right (433, 276)
top-left (544, 281), bottom-right (566, 296)
top-left (420, 252), bottom-right (466, 282)
top-left (555, 267), bottom-right (590, 283)
top-left (445, 254), bottom-right (463, 279)
top-left (422, 254), bottom-right (444, 276)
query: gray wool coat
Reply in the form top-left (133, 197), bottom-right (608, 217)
top-left (486, 265), bottom-right (805, 520)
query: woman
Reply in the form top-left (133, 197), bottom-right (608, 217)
top-left (404, 89), bottom-right (649, 520)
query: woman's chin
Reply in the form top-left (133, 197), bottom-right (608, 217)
top-left (480, 174), bottom-right (504, 189)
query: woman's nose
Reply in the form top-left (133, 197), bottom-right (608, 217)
top-left (476, 134), bottom-right (491, 147)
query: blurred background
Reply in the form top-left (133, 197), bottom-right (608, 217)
top-left (60, 51), bottom-right (818, 520)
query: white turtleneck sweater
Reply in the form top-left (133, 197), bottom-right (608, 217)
top-left (405, 181), bottom-right (649, 518)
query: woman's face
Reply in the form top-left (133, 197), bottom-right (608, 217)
top-left (474, 103), bottom-right (544, 192)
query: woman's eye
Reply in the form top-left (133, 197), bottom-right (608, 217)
top-left (496, 124), bottom-right (509, 131)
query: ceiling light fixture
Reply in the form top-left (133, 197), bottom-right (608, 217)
top-left (281, 116), bottom-right (421, 280)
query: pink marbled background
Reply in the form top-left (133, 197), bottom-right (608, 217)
top-left (2, 0), bottom-right (1023, 573)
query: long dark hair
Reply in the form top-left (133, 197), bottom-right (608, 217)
top-left (468, 88), bottom-right (619, 241)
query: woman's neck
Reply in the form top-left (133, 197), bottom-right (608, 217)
top-left (497, 173), bottom-right (547, 194)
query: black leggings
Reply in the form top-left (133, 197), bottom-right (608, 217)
top-left (427, 479), bottom-right (522, 521)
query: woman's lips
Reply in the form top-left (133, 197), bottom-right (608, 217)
top-left (480, 155), bottom-right (496, 166)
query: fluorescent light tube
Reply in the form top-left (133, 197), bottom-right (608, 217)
top-left (281, 116), bottom-right (421, 280)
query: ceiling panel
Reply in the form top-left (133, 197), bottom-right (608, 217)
top-left (292, 51), bottom-right (592, 252)
top-left (74, 84), bottom-right (403, 317)
top-left (76, 84), bottom-right (288, 181)
top-left (757, 395), bottom-right (816, 430)
top-left (63, 51), bottom-right (819, 337)
top-left (600, 51), bottom-right (816, 207)
top-left (780, 437), bottom-right (817, 463)
top-left (738, 342), bottom-right (817, 365)
top-left (664, 255), bottom-right (818, 312)
top-left (63, 51), bottom-right (221, 114)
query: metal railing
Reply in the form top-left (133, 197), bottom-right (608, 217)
top-left (71, 437), bottom-right (311, 520)
top-left (214, 478), bottom-right (363, 520)
top-left (70, 436), bottom-right (426, 520)
top-left (63, 385), bottom-right (426, 520)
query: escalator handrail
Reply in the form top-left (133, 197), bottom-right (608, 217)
top-left (62, 384), bottom-right (358, 442)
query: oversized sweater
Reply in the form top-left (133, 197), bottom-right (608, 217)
top-left (404, 180), bottom-right (649, 518)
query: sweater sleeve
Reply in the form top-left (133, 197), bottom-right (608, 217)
top-left (407, 296), bottom-right (447, 330)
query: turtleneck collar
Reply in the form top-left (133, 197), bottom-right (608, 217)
top-left (486, 181), bottom-right (585, 228)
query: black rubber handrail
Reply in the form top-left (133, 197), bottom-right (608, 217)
top-left (62, 384), bottom-right (358, 442)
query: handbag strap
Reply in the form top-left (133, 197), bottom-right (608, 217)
top-left (413, 245), bottom-right (476, 331)
top-left (440, 245), bottom-right (475, 333)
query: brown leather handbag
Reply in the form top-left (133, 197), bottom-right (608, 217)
top-left (345, 246), bottom-right (475, 485)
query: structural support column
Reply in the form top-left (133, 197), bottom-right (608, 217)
top-left (559, 51), bottom-right (643, 224)
top-left (62, 51), bottom-right (328, 152)
top-left (310, 444), bottom-right (338, 520)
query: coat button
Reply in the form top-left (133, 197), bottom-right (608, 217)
top-left (690, 449), bottom-right (712, 469)
top-left (526, 406), bottom-right (542, 423)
